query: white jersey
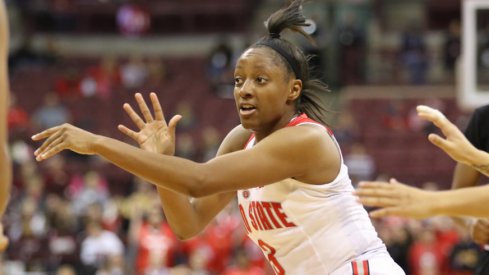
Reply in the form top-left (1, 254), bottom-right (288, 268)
top-left (237, 114), bottom-right (392, 274)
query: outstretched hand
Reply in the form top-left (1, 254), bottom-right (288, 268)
top-left (355, 179), bottom-right (436, 219)
top-left (32, 123), bottom-right (98, 161)
top-left (416, 105), bottom-right (477, 165)
top-left (118, 92), bottom-right (181, 155)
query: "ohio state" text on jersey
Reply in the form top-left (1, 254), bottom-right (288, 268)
top-left (239, 201), bottom-right (296, 233)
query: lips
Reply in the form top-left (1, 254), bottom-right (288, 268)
top-left (239, 103), bottom-right (257, 116)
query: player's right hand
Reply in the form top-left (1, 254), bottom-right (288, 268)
top-left (470, 218), bottom-right (489, 245)
top-left (32, 123), bottom-right (98, 161)
top-left (0, 223), bottom-right (9, 252)
top-left (118, 92), bottom-right (181, 155)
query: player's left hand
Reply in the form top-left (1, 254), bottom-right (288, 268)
top-left (32, 123), bottom-right (98, 161)
top-left (355, 178), bottom-right (436, 219)
top-left (118, 92), bottom-right (181, 155)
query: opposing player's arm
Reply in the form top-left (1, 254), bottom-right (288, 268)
top-left (429, 185), bottom-right (489, 218)
top-left (450, 162), bottom-right (481, 227)
top-left (156, 125), bottom-right (248, 239)
top-left (0, 0), bottom-right (11, 217)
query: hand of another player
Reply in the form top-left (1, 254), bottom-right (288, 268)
top-left (355, 178), bottom-right (436, 219)
top-left (32, 123), bottom-right (98, 161)
top-left (416, 105), bottom-right (478, 166)
top-left (0, 223), bottom-right (8, 252)
top-left (118, 92), bottom-right (181, 155)
top-left (469, 218), bottom-right (489, 245)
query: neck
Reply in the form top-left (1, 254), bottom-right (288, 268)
top-left (254, 110), bottom-right (298, 142)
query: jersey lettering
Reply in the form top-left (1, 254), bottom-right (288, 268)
top-left (258, 239), bottom-right (285, 275)
top-left (239, 204), bottom-right (252, 234)
top-left (239, 200), bottom-right (296, 233)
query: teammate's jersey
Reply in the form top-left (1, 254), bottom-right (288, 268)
top-left (237, 114), bottom-right (389, 274)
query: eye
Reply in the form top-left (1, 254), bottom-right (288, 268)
top-left (234, 77), bottom-right (243, 87)
top-left (256, 76), bottom-right (267, 84)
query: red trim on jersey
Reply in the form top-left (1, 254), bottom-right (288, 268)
top-left (351, 260), bottom-right (370, 275)
top-left (242, 113), bottom-right (333, 149)
top-left (352, 261), bottom-right (359, 275)
top-left (363, 260), bottom-right (370, 275)
top-left (243, 133), bottom-right (255, 149)
top-left (288, 113), bottom-right (334, 136)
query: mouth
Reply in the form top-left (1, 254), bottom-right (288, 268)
top-left (239, 103), bottom-right (257, 116)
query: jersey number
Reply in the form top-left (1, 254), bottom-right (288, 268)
top-left (258, 239), bottom-right (285, 275)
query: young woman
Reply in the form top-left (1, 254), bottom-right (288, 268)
top-left (0, 0), bottom-right (11, 251)
top-left (32, 1), bottom-right (404, 273)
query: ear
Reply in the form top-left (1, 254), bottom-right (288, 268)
top-left (287, 79), bottom-right (302, 101)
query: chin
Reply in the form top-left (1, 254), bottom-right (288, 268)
top-left (239, 119), bottom-right (257, 131)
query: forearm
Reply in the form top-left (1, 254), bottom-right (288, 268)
top-left (92, 135), bottom-right (205, 196)
top-left (156, 187), bottom-right (203, 239)
top-left (432, 186), bottom-right (489, 217)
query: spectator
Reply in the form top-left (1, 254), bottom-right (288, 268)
top-left (344, 142), bottom-right (376, 184)
top-left (443, 20), bottom-right (461, 78)
top-left (70, 170), bottom-right (109, 215)
top-left (80, 220), bottom-right (124, 274)
top-left (337, 11), bottom-right (366, 85)
top-left (129, 207), bottom-right (178, 274)
top-left (120, 55), bottom-right (148, 90)
top-left (400, 22), bottom-right (429, 85)
top-left (32, 92), bottom-right (71, 130)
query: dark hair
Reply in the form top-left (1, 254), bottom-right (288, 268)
top-left (251, 0), bottom-right (332, 126)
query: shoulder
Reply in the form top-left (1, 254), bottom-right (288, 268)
top-left (255, 124), bottom-right (340, 183)
top-left (259, 124), bottom-right (335, 157)
top-left (473, 105), bottom-right (489, 119)
top-left (216, 125), bottom-right (253, 156)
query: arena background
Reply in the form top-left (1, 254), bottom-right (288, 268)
top-left (3, 0), bottom-right (488, 274)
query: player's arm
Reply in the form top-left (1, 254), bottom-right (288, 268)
top-left (357, 179), bottom-right (489, 219)
top-left (32, 121), bottom-right (336, 197)
top-left (155, 125), bottom-right (246, 239)
top-left (450, 163), bottom-right (481, 228)
top-left (430, 185), bottom-right (489, 217)
top-left (117, 93), bottom-right (240, 239)
top-left (0, 0), bottom-right (11, 217)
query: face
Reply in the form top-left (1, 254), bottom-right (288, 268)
top-left (233, 47), bottom-right (301, 133)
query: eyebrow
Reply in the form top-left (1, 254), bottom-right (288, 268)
top-left (235, 64), bottom-right (270, 71)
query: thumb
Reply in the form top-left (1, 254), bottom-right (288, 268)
top-left (168, 115), bottom-right (183, 140)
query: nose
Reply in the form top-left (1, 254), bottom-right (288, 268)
top-left (238, 79), bottom-right (253, 98)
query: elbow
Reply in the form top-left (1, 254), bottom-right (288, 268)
top-left (175, 232), bottom-right (197, 241)
top-left (168, 224), bottom-right (201, 241)
top-left (187, 169), bottom-right (216, 198)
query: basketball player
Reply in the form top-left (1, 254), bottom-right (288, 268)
top-left (355, 105), bottom-right (489, 219)
top-left (0, 0), bottom-right (11, 251)
top-left (32, 1), bottom-right (404, 273)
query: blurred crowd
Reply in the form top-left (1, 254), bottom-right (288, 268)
top-left (3, 0), bottom-right (489, 274)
